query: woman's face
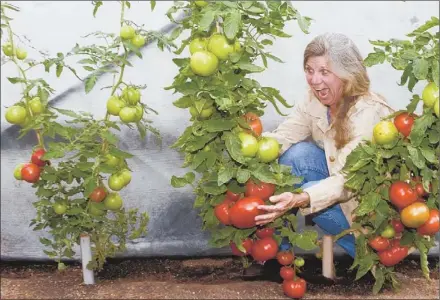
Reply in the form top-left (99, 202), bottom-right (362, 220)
top-left (305, 55), bottom-right (344, 107)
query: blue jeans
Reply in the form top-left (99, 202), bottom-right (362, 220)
top-left (277, 141), bottom-right (356, 258)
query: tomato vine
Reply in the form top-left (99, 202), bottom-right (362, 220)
top-left (1, 0), bottom-right (171, 271)
top-left (342, 16), bottom-right (439, 294)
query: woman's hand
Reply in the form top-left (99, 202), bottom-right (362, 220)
top-left (254, 192), bottom-right (310, 226)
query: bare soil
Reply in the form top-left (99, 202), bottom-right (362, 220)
top-left (1, 256), bottom-right (438, 299)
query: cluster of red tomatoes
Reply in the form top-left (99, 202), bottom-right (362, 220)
top-left (14, 148), bottom-right (47, 184)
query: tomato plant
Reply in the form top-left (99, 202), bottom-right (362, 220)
top-left (343, 16), bottom-right (439, 294)
top-left (1, 1), bottom-right (172, 271)
top-left (167, 5), bottom-right (317, 297)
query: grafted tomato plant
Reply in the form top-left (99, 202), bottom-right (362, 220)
top-left (343, 16), bottom-right (439, 294)
top-left (1, 1), bottom-right (171, 271)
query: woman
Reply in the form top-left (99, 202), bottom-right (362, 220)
top-left (255, 33), bottom-right (394, 259)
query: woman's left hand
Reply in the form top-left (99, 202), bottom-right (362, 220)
top-left (254, 192), bottom-right (310, 226)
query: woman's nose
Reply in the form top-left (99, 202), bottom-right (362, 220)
top-left (310, 73), bottom-right (322, 85)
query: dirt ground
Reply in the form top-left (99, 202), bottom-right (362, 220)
top-left (1, 256), bottom-right (439, 299)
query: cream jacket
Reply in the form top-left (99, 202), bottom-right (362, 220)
top-left (264, 92), bottom-right (394, 224)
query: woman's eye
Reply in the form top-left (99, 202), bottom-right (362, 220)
top-left (322, 70), bottom-right (329, 75)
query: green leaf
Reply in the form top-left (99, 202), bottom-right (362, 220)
top-left (406, 94), bottom-right (420, 113)
top-left (236, 62), bottom-right (265, 73)
top-left (250, 163), bottom-right (277, 184)
top-left (415, 240), bottom-right (430, 280)
top-left (407, 16), bottom-right (439, 37)
top-left (236, 168), bottom-right (250, 184)
top-left (223, 10), bottom-right (241, 40)
top-left (217, 167), bottom-right (235, 186)
top-left (355, 192), bottom-right (381, 216)
top-left (56, 64), bottom-right (63, 77)
top-left (401, 49), bottom-right (419, 60)
top-left (108, 147), bottom-right (134, 159)
top-left (355, 254), bottom-right (375, 280)
top-left (407, 145), bottom-right (426, 169)
top-left (173, 96), bottom-right (193, 108)
top-left (295, 230), bottom-right (318, 251)
top-left (296, 12), bottom-right (311, 34)
top-left (420, 147), bottom-right (437, 163)
top-left (85, 75), bottom-right (97, 94)
top-left (372, 267), bottom-right (385, 295)
top-left (202, 181), bottom-right (227, 195)
top-left (171, 172), bottom-right (195, 188)
top-left (412, 58), bottom-right (429, 80)
top-left (224, 133), bottom-right (246, 164)
top-left (7, 77), bottom-right (26, 84)
top-left (199, 10), bottom-right (215, 31)
top-left (399, 64), bottom-right (413, 86)
top-left (150, 0), bottom-right (156, 11)
top-left (92, 1), bottom-right (103, 17)
top-left (431, 59), bottom-right (439, 86)
top-left (265, 53), bottom-right (284, 63)
top-left (409, 113), bottom-right (436, 146)
top-left (169, 26), bottom-right (183, 41)
top-left (364, 52), bottom-right (386, 67)
top-left (203, 119), bottom-right (236, 132)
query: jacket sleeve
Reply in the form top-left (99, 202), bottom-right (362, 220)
top-left (263, 98), bottom-right (312, 154)
top-left (300, 106), bottom-right (387, 215)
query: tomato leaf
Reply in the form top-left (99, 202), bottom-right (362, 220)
top-left (364, 52), bottom-right (386, 67)
top-left (295, 230), bottom-right (318, 251)
top-left (223, 10), bottom-right (241, 40)
top-left (198, 10), bottom-right (215, 32)
top-left (85, 75), bottom-right (97, 94)
top-left (235, 62), bottom-right (265, 73)
top-left (202, 181), bottom-right (227, 195)
top-left (171, 172), bottom-right (195, 188)
top-left (249, 163), bottom-right (277, 184)
top-left (407, 145), bottom-right (426, 169)
top-left (203, 119), bottom-right (236, 132)
top-left (415, 240), bottom-right (430, 280)
top-left (355, 192), bottom-right (381, 216)
top-left (236, 168), bottom-right (251, 184)
top-left (409, 113), bottom-right (436, 146)
top-left (412, 58), bottom-right (429, 80)
top-left (372, 267), bottom-right (385, 295)
top-left (217, 167), bottom-right (235, 186)
top-left (224, 133), bottom-right (246, 164)
top-left (406, 94), bottom-right (420, 113)
top-left (355, 253), bottom-right (376, 280)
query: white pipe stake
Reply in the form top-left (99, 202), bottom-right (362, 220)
top-left (80, 233), bottom-right (95, 285)
top-left (322, 235), bottom-right (335, 279)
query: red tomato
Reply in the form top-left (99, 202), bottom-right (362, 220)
top-left (389, 181), bottom-right (418, 209)
top-left (400, 202), bottom-right (430, 228)
top-left (378, 243), bottom-right (409, 267)
top-left (393, 112), bottom-right (415, 137)
top-left (282, 277), bottom-right (307, 299)
top-left (229, 196), bottom-right (264, 229)
top-left (251, 237), bottom-right (278, 262)
top-left (391, 219), bottom-right (404, 233)
top-left (256, 227), bottom-right (275, 239)
top-left (226, 190), bottom-right (241, 201)
top-left (415, 183), bottom-right (429, 197)
top-left (214, 198), bottom-right (233, 225)
top-left (368, 236), bottom-right (390, 252)
top-left (31, 148), bottom-right (47, 167)
top-left (245, 180), bottom-right (276, 201)
top-left (21, 163), bottom-right (41, 183)
top-left (242, 112), bottom-right (263, 136)
top-left (277, 251), bottom-right (294, 266)
top-left (89, 187), bottom-right (107, 203)
top-left (280, 266), bottom-right (295, 281)
top-left (230, 238), bottom-right (253, 256)
top-left (417, 209), bottom-right (440, 236)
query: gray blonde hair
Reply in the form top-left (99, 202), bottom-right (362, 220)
top-left (303, 33), bottom-right (371, 148)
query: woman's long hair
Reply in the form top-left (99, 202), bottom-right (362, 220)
top-left (303, 33), bottom-right (371, 149)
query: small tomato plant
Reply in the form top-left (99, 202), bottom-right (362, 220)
top-left (1, 1), bottom-right (171, 271)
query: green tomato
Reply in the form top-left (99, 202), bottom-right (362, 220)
top-left (234, 40), bottom-right (242, 52)
top-left (373, 121), bottom-right (399, 146)
top-left (190, 50), bottom-right (218, 77)
top-left (134, 104), bottom-right (144, 122)
top-left (107, 96), bottom-right (125, 116)
top-left (120, 169), bottom-right (132, 185)
top-left (380, 224), bottom-right (396, 239)
top-left (108, 174), bottom-right (126, 191)
top-left (189, 106), bottom-right (214, 120)
top-left (89, 202), bottom-right (106, 216)
top-left (294, 257), bottom-right (305, 267)
top-left (2, 43), bottom-right (13, 57)
top-left (434, 98), bottom-right (439, 117)
top-left (122, 87), bottom-right (141, 105)
top-left (104, 193), bottom-right (123, 211)
top-left (119, 106), bottom-right (137, 123)
top-left (422, 82), bottom-right (439, 108)
top-left (5, 105), bottom-right (27, 125)
top-left (194, 0), bottom-right (208, 7)
top-left (257, 137), bottom-right (280, 163)
top-left (131, 35), bottom-right (145, 48)
top-left (238, 132), bottom-right (258, 157)
top-left (104, 154), bottom-right (120, 167)
top-left (14, 163), bottom-right (25, 180)
top-left (53, 202), bottom-right (67, 215)
top-left (189, 38), bottom-right (208, 55)
top-left (29, 97), bottom-right (43, 115)
top-left (120, 25), bottom-right (135, 40)
top-left (15, 48), bottom-right (27, 60)
top-left (207, 34), bottom-right (234, 60)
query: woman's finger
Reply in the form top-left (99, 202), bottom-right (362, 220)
top-left (255, 212), bottom-right (277, 222)
top-left (269, 192), bottom-right (292, 203)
